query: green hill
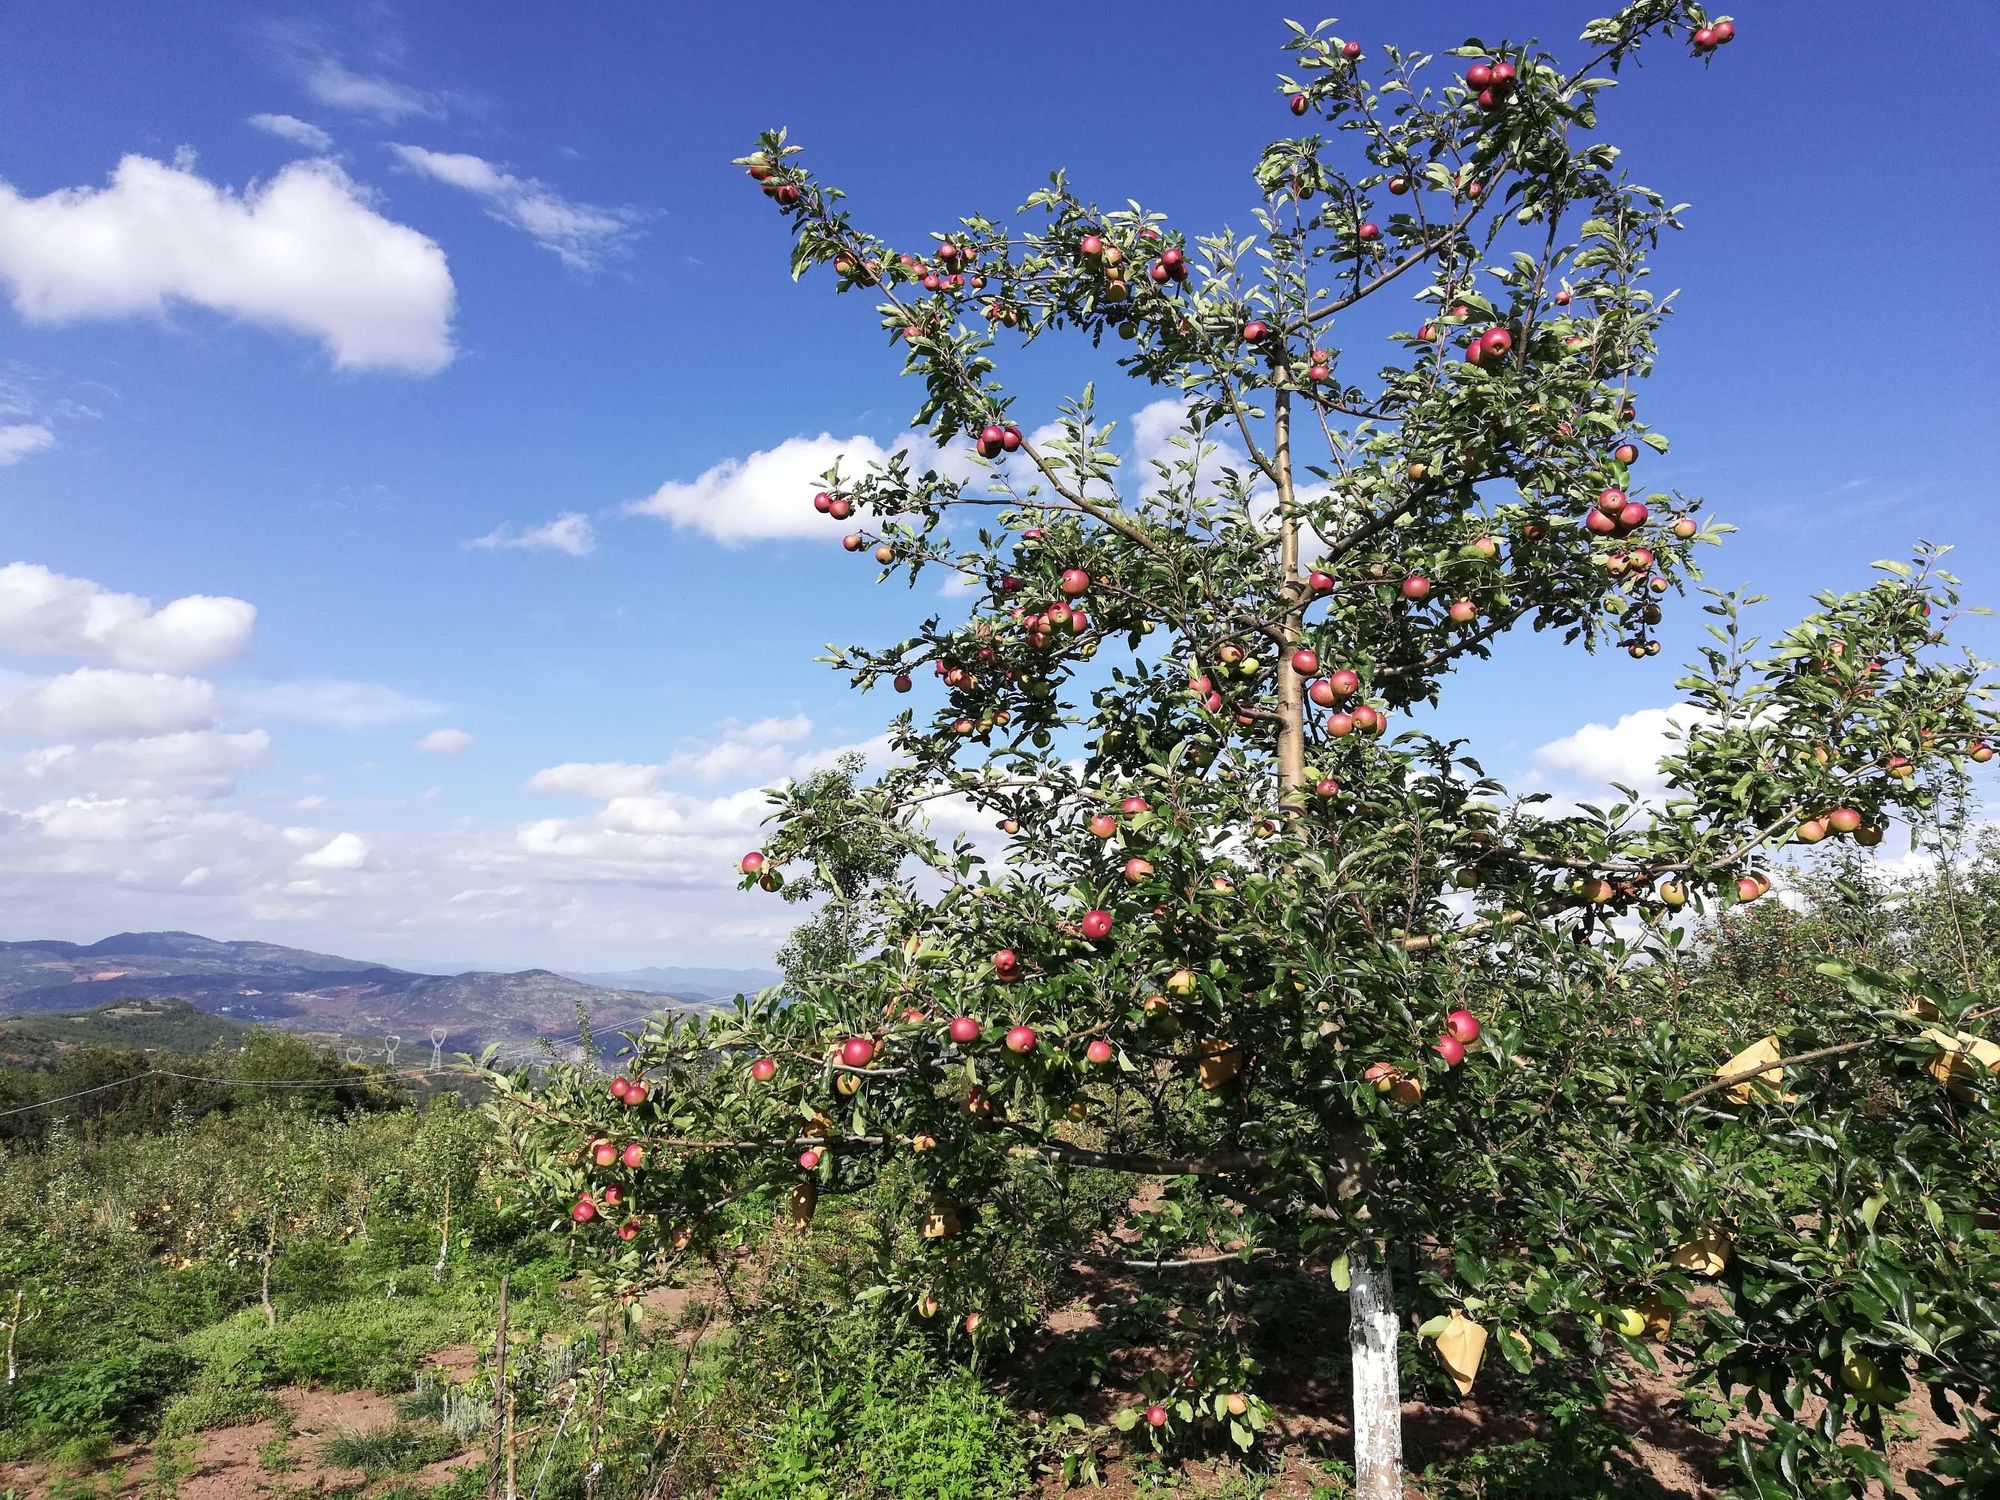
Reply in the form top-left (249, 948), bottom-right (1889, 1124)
top-left (0, 997), bottom-right (247, 1067)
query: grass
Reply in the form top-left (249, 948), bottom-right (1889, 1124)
top-left (317, 1421), bottom-right (461, 1477)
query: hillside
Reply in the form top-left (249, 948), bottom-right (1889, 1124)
top-left (0, 997), bottom-right (247, 1068)
top-left (0, 932), bottom-right (705, 1051)
top-left (564, 963), bottom-right (783, 1000)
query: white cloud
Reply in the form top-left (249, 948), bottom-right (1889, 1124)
top-left (627, 433), bottom-right (911, 545)
top-left (0, 667), bottom-right (216, 740)
top-left (0, 422), bottom-right (54, 465)
top-left (3, 729), bottom-right (269, 800)
top-left (297, 831), bottom-right (369, 870)
top-left (387, 145), bottom-right (639, 271)
top-left (302, 58), bottom-right (439, 123)
top-left (525, 761), bottom-right (661, 799)
top-left (0, 562), bottom-right (255, 671)
top-left (658, 714), bottom-right (815, 783)
top-left (236, 678), bottom-right (444, 727)
top-left (465, 512), bottom-right (595, 556)
top-left (0, 154), bottom-right (455, 375)
top-left (415, 727), bottom-right (472, 755)
top-left (1533, 706), bottom-right (1704, 800)
top-left (247, 113), bottom-right (334, 153)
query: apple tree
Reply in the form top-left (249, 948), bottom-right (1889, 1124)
top-left (492, 6), bottom-right (2000, 1494)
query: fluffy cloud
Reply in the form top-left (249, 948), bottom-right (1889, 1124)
top-left (0, 562), bottom-right (255, 671)
top-left (235, 678), bottom-right (444, 728)
top-left (465, 512), bottom-right (595, 556)
top-left (658, 715), bottom-right (814, 782)
top-left (525, 761), bottom-right (661, 799)
top-left (296, 831), bottom-right (370, 870)
top-left (0, 422), bottom-right (54, 465)
top-left (1533, 706), bottom-right (1705, 800)
top-left (247, 113), bottom-right (334, 153)
top-left (387, 145), bottom-right (639, 271)
top-left (0, 154), bottom-right (455, 375)
top-left (415, 727), bottom-right (473, 755)
top-left (0, 667), bottom-right (215, 740)
top-left (2, 729), bottom-right (269, 800)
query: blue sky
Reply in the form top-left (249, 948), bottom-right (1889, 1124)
top-left (1, 2), bottom-right (1995, 971)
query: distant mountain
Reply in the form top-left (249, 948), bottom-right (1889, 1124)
top-left (0, 932), bottom-right (705, 1052)
top-left (564, 964), bottom-right (782, 1000)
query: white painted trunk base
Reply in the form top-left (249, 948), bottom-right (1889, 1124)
top-left (1349, 1250), bottom-right (1404, 1499)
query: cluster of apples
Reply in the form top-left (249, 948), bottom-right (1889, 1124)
top-left (1691, 17), bottom-right (1737, 53)
top-left (1365, 1008), bottom-right (1482, 1104)
top-left (1584, 486), bottom-right (1650, 538)
top-left (974, 422), bottom-right (1024, 459)
top-left (1795, 806), bottom-right (1886, 849)
top-left (1463, 57), bottom-right (1520, 113)
top-left (745, 157), bottom-right (802, 207)
top-left (738, 849), bottom-right (786, 892)
top-left (607, 1073), bottom-right (650, 1107)
top-left (1301, 660), bottom-right (1387, 739)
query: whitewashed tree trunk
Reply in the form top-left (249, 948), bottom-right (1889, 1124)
top-left (1349, 1249), bottom-right (1404, 1499)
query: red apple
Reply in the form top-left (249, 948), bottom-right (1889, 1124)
top-left (1614, 443), bottom-right (1639, 465)
top-left (1433, 1034), bottom-right (1467, 1067)
top-left (1342, 39), bottom-right (1362, 60)
top-left (623, 1082), bottom-right (648, 1105)
top-left (1087, 1038), bottom-right (1115, 1065)
top-left (1480, 327), bottom-right (1513, 360)
top-left (1401, 576), bottom-right (1431, 602)
top-left (1672, 516), bottom-right (1697, 539)
top-left (1389, 175), bottom-right (1409, 195)
top-left (1309, 570), bottom-right (1334, 592)
top-left (617, 1220), bottom-right (638, 1242)
top-left (1089, 813), bottom-right (1119, 838)
top-left (1618, 502), bottom-right (1649, 529)
top-left (1242, 320), bottom-right (1270, 343)
top-left (1124, 857), bottom-right (1155, 883)
top-left (1315, 777), bottom-right (1340, 798)
top-left (1005, 1025), bottom-right (1038, 1055)
top-left (1060, 568), bottom-right (1091, 597)
top-left (1325, 712), bottom-right (1355, 737)
top-left (1309, 679), bottom-right (1337, 708)
top-left (993, 947), bottom-right (1019, 972)
top-left (812, 491), bottom-right (832, 514)
top-left (740, 851), bottom-right (765, 875)
top-left (592, 1139), bottom-right (617, 1167)
top-left (1466, 62), bottom-right (1494, 89)
top-left (1079, 234), bottom-right (1103, 258)
top-left (1447, 598), bottom-right (1477, 624)
top-left (840, 1036), bottom-right (876, 1068)
top-left (1121, 794), bottom-right (1150, 816)
top-left (1081, 908), bottom-right (1114, 941)
top-left (798, 1148), bottom-right (821, 1170)
top-left (611, 1077), bottom-right (630, 1101)
top-left (1445, 1009), bottom-right (1481, 1044)
top-left (1357, 221), bottom-right (1380, 242)
top-left (572, 1199), bottom-right (596, 1223)
top-left (949, 1016), bottom-right (982, 1044)
top-left (1289, 94), bottom-right (1308, 115)
top-left (750, 1056), bottom-right (777, 1082)
top-left (1292, 647), bottom-right (1320, 675)
top-left (1146, 1405), bottom-right (1169, 1428)
top-left (1585, 508), bottom-right (1618, 535)
top-left (1597, 487), bottom-right (1628, 515)
top-left (1328, 668), bottom-right (1360, 697)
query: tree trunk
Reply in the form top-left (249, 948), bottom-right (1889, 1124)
top-left (1276, 380), bottom-right (1406, 1500)
top-left (1349, 1249), bottom-right (1404, 1499)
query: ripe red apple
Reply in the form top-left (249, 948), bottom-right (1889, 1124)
top-left (1554, 288), bottom-right (1572, 306)
top-left (1357, 221), bottom-right (1380, 242)
top-left (949, 1015), bottom-right (982, 1044)
top-left (842, 534), bottom-right (863, 552)
top-left (1005, 1025), bottom-right (1038, 1055)
top-left (1325, 712), bottom-right (1355, 737)
top-left (1445, 1009), bottom-right (1481, 1044)
top-left (1614, 443), bottom-right (1639, 466)
top-left (1308, 679), bottom-right (1337, 708)
top-left (1121, 794), bottom-right (1150, 816)
top-left (1447, 598), bottom-right (1477, 624)
top-left (1079, 233), bottom-right (1103, 259)
top-left (617, 1220), bottom-right (638, 1242)
top-left (593, 1139), bottom-right (617, 1167)
top-left (750, 1056), bottom-right (776, 1082)
top-left (1081, 908), bottom-right (1114, 941)
top-left (1309, 570), bottom-right (1334, 592)
top-left (1327, 668), bottom-right (1361, 697)
top-left (1291, 647), bottom-right (1319, 675)
top-left (1289, 93), bottom-right (1308, 115)
top-left (1713, 18), bottom-right (1736, 43)
top-left (812, 491), bottom-right (832, 514)
top-left (1972, 742), bottom-right (1994, 763)
top-left (1124, 857), bottom-right (1155, 883)
top-left (740, 851), bottom-right (765, 875)
top-left (1353, 704), bottom-right (1384, 734)
top-left (828, 497), bottom-right (852, 520)
top-left (623, 1082), bottom-right (648, 1106)
top-left (1466, 62), bottom-right (1493, 89)
top-left (1597, 487), bottom-right (1627, 515)
top-left (1401, 575), bottom-right (1431, 602)
top-left (798, 1148), bottom-right (821, 1171)
top-left (1389, 175), bottom-right (1409, 195)
top-left (1433, 1034), bottom-right (1467, 1067)
top-left (1342, 39), bottom-right (1362, 60)
top-left (1735, 875), bottom-right (1762, 901)
top-left (1796, 818), bottom-right (1829, 844)
top-left (1087, 1038), bottom-right (1115, 1065)
top-left (993, 947), bottom-right (1019, 972)
top-left (602, 1185), bottom-right (622, 1208)
top-left (1242, 319), bottom-right (1270, 343)
top-left (1618, 502), bottom-right (1649, 529)
top-left (1001, 425), bottom-right (1022, 452)
top-left (1480, 327), bottom-right (1513, 360)
top-left (1089, 813), bottom-right (1119, 839)
top-left (1692, 26), bottom-right (1716, 50)
top-left (1315, 777), bottom-right (1340, 798)
top-left (611, 1077), bottom-right (630, 1101)
top-left (1585, 508), bottom-right (1618, 536)
top-left (1146, 1405), bottom-right (1169, 1428)
top-left (840, 1036), bottom-right (876, 1068)
top-left (572, 1199), bottom-right (596, 1223)
top-left (1060, 568), bottom-right (1091, 597)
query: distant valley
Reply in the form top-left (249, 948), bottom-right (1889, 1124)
top-left (0, 931), bottom-right (715, 1055)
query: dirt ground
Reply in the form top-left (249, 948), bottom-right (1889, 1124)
top-left (2, 1271), bottom-right (1961, 1499)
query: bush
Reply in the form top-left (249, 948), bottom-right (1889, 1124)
top-left (0, 1334), bottom-right (187, 1445)
top-left (317, 1420), bottom-right (461, 1476)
